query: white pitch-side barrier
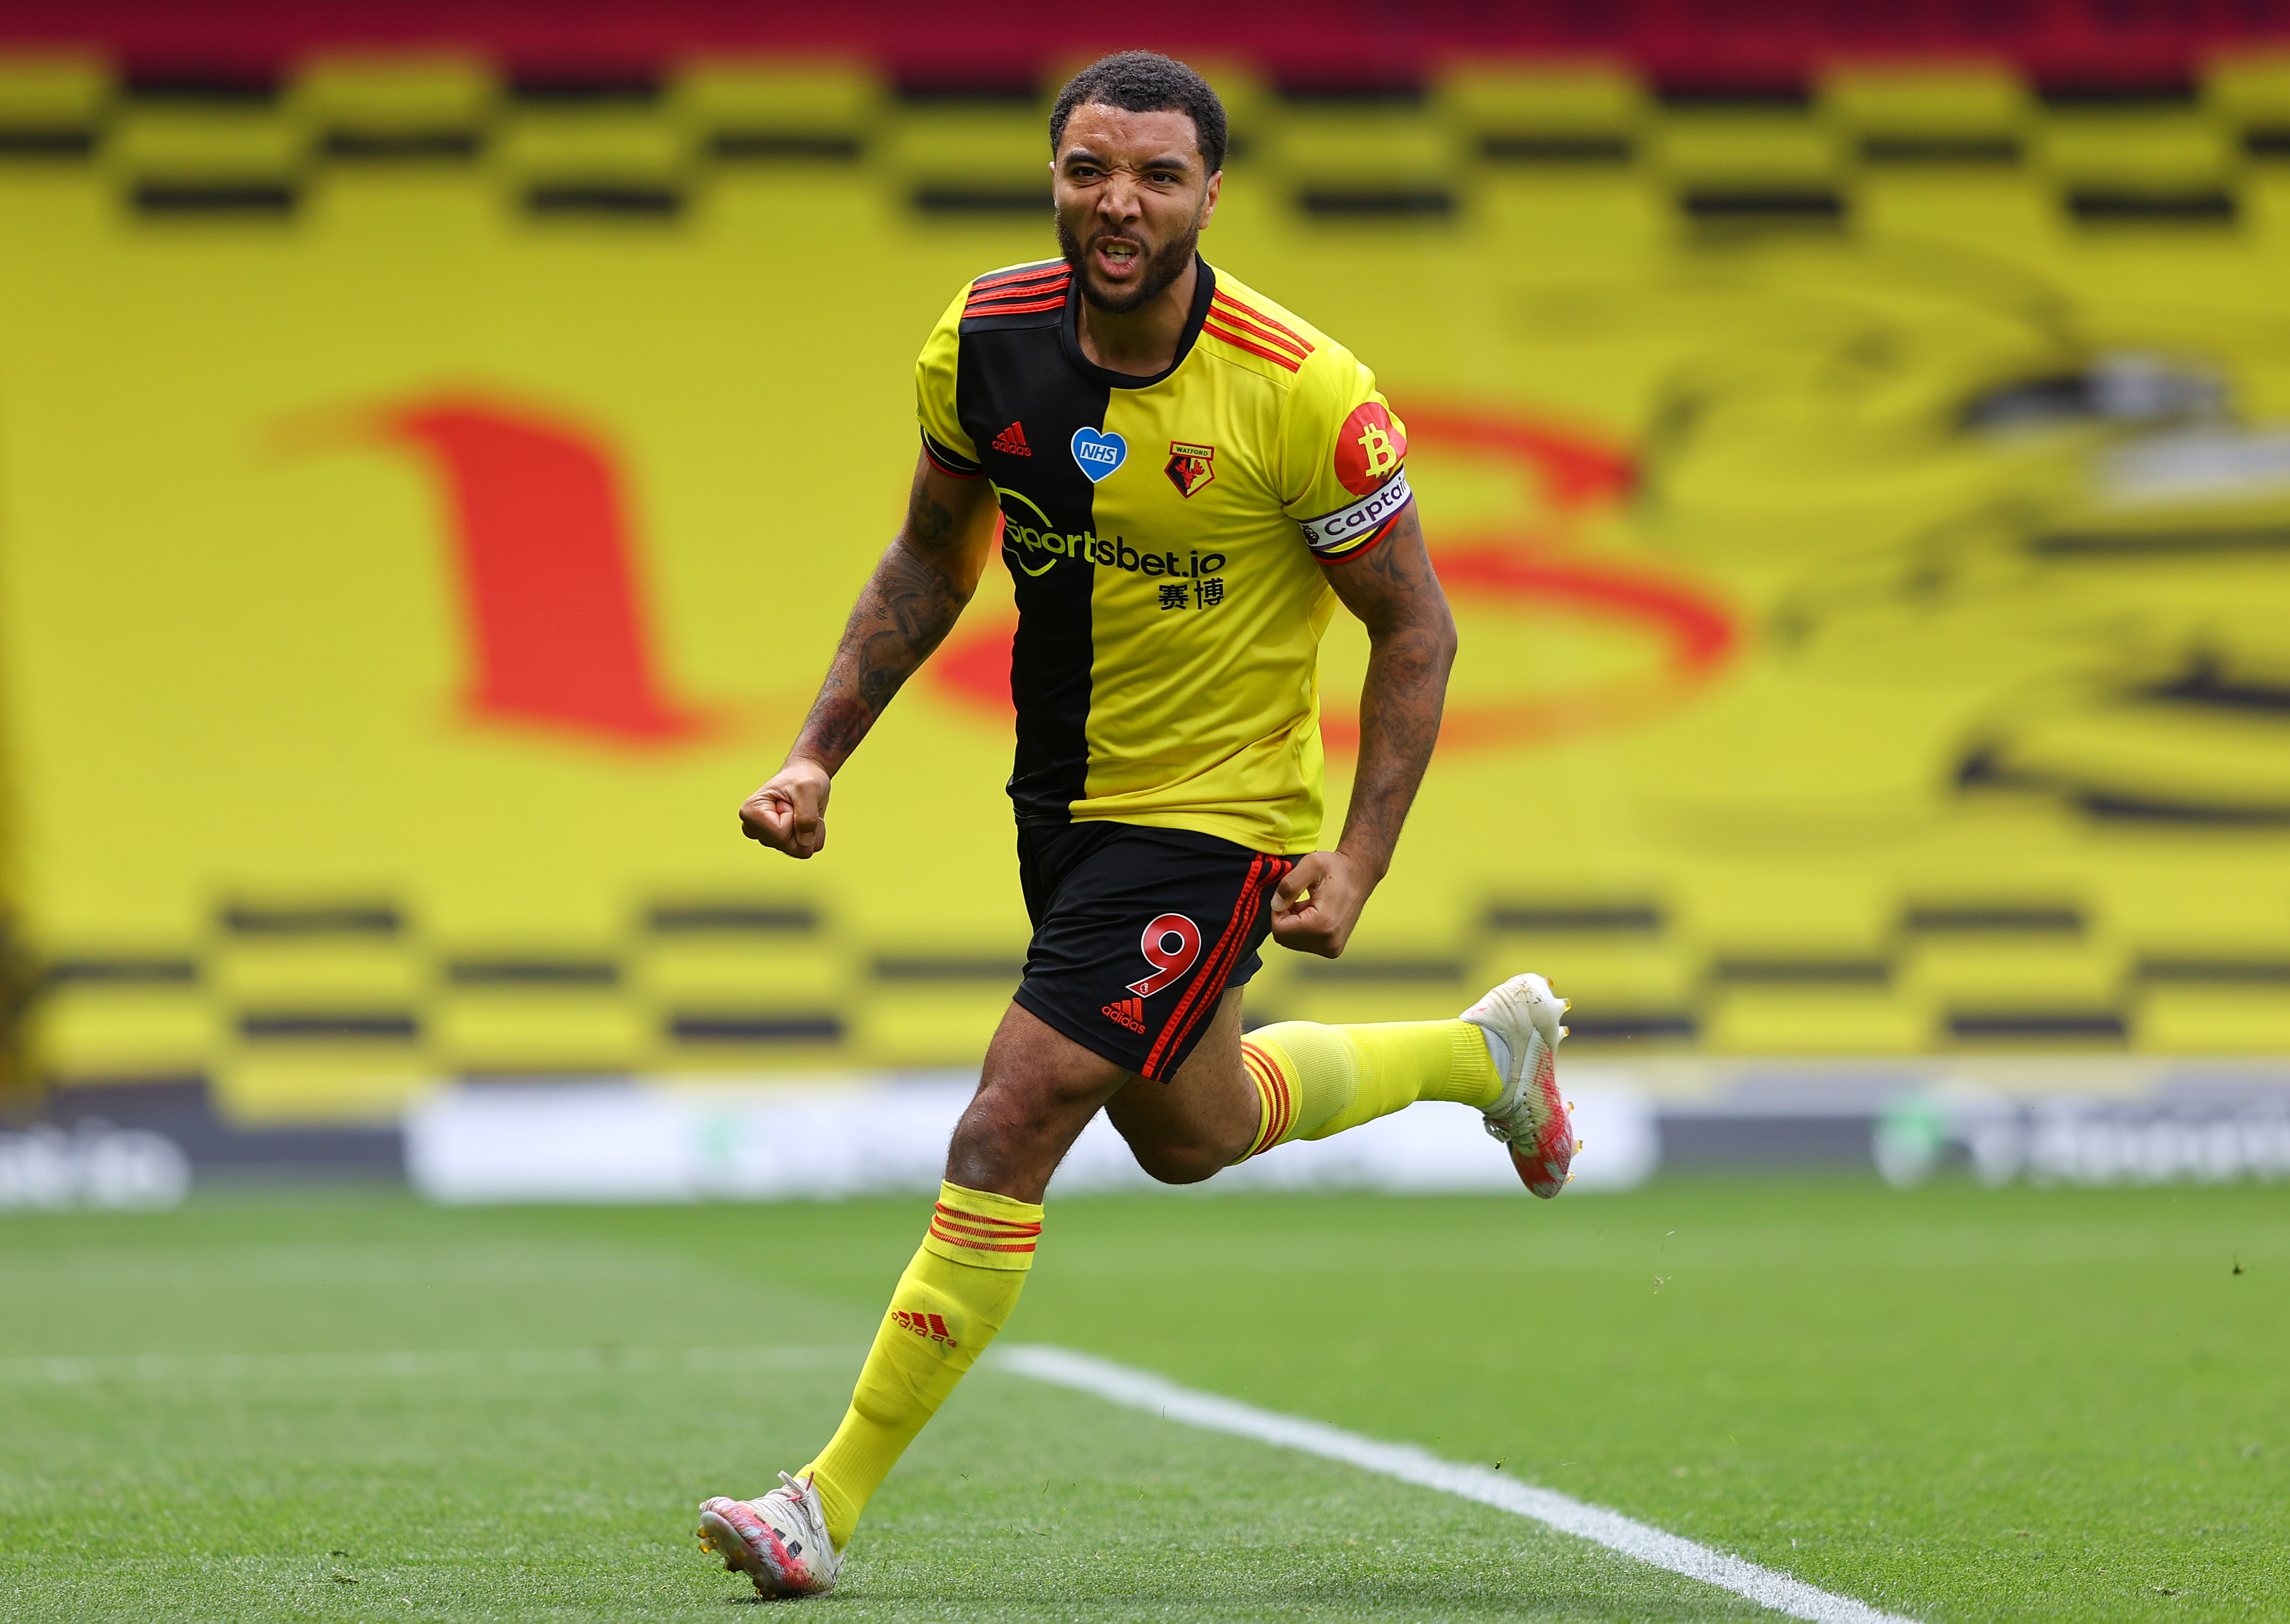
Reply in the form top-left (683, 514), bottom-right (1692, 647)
top-left (403, 1073), bottom-right (1660, 1204)
top-left (0, 1123), bottom-right (192, 1210)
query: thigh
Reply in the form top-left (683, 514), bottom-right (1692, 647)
top-left (1101, 988), bottom-right (1259, 1175)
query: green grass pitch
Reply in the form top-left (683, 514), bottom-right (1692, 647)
top-left (0, 1176), bottom-right (2281, 1621)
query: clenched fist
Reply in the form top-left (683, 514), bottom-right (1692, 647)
top-left (739, 759), bottom-right (833, 858)
top-left (1269, 847), bottom-right (1377, 959)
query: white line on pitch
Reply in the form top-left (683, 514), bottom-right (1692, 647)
top-left (0, 1345), bottom-right (856, 1387)
top-left (998, 1344), bottom-right (1915, 1624)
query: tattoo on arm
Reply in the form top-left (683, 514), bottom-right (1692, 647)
top-left (786, 465), bottom-right (986, 772)
top-left (1323, 505), bottom-right (1456, 876)
top-left (907, 483), bottom-right (958, 550)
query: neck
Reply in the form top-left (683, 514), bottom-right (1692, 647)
top-left (1074, 255), bottom-right (1198, 377)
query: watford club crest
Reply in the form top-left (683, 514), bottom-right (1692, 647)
top-left (1164, 440), bottom-right (1216, 498)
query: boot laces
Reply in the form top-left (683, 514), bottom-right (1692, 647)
top-left (769, 1472), bottom-right (825, 1539)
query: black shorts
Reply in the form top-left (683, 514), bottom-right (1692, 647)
top-left (1012, 821), bottom-right (1296, 1082)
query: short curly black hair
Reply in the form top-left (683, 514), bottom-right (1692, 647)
top-left (1049, 50), bottom-right (1228, 175)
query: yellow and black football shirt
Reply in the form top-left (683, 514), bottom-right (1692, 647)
top-left (916, 255), bottom-right (1412, 855)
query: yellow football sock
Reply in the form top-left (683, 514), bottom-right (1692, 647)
top-left (1237, 1019), bottom-right (1501, 1158)
top-left (796, 1180), bottom-right (1040, 1549)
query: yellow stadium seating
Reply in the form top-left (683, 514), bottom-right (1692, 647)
top-left (5, 53), bottom-right (2289, 1127)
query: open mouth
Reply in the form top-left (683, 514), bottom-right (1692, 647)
top-left (1092, 236), bottom-right (1145, 279)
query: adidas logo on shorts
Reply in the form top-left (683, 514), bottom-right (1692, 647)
top-left (1101, 995), bottom-right (1146, 1033)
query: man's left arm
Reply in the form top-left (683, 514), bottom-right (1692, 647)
top-left (1269, 502), bottom-right (1456, 957)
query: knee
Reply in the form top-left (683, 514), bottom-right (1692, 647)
top-left (1125, 1132), bottom-right (1244, 1187)
top-left (945, 1071), bottom-right (1107, 1191)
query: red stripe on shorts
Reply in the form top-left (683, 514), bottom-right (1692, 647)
top-left (1141, 854), bottom-right (1287, 1079)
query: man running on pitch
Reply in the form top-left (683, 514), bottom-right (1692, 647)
top-left (698, 50), bottom-right (1572, 1598)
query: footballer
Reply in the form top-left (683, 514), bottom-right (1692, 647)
top-left (698, 50), bottom-right (1572, 1598)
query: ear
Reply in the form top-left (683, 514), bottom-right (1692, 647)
top-left (1200, 168), bottom-right (1222, 226)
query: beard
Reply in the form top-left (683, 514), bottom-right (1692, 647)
top-left (1056, 211), bottom-right (1202, 314)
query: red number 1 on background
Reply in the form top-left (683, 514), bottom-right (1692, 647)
top-left (333, 395), bottom-right (707, 746)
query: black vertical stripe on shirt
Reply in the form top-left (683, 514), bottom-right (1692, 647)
top-left (959, 275), bottom-right (1106, 822)
top-left (953, 257), bottom-right (1218, 824)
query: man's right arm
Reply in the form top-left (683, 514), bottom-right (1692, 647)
top-left (739, 451), bottom-right (999, 857)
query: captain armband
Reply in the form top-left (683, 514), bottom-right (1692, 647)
top-left (1297, 468), bottom-right (1412, 562)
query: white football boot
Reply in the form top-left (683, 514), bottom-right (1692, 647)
top-left (697, 1472), bottom-right (840, 1598)
top-left (1461, 972), bottom-right (1575, 1198)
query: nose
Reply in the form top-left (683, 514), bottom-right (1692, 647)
top-left (1096, 170), bottom-right (1143, 225)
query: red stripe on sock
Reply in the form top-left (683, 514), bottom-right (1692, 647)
top-left (931, 1218), bottom-right (1042, 1246)
top-left (932, 1203), bottom-right (1041, 1234)
top-left (1240, 1039), bottom-right (1292, 1157)
top-left (1240, 1045), bottom-right (1273, 1150)
top-left (933, 1203), bottom-right (1040, 1228)
top-left (928, 1223), bottom-right (1037, 1253)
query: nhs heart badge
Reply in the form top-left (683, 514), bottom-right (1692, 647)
top-left (1070, 426), bottom-right (1127, 483)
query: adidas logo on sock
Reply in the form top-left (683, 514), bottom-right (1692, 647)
top-left (1101, 996), bottom-right (1145, 1033)
top-left (991, 420), bottom-right (1031, 455)
top-left (891, 1309), bottom-right (958, 1348)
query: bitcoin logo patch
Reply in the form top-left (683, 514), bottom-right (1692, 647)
top-left (1333, 401), bottom-right (1408, 495)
